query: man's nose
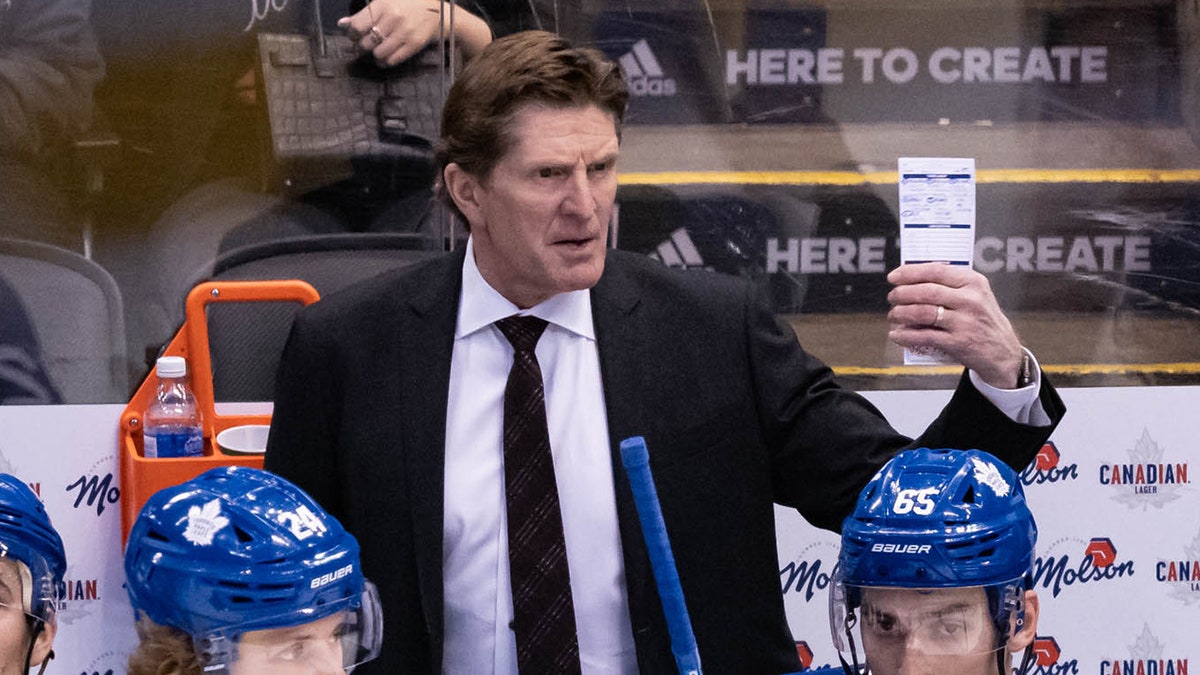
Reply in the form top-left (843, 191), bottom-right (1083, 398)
top-left (896, 644), bottom-right (937, 675)
top-left (308, 641), bottom-right (346, 675)
top-left (561, 168), bottom-right (596, 216)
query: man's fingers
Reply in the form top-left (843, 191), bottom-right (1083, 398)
top-left (888, 304), bottom-right (949, 329)
top-left (887, 262), bottom-right (973, 288)
top-left (887, 282), bottom-right (955, 310)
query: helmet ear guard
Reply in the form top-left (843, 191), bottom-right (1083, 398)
top-left (829, 448), bottom-right (1039, 675)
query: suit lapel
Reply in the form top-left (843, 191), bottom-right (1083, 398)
top-left (397, 249), bottom-right (465, 667)
top-left (591, 253), bottom-right (659, 637)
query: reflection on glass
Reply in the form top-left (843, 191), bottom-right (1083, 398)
top-left (1, 0), bottom-right (1187, 398)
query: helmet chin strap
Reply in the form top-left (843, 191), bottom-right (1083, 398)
top-left (836, 608), bottom-right (866, 675)
top-left (994, 641), bottom-right (1034, 675)
top-left (34, 649), bottom-right (53, 675)
top-left (23, 616), bottom-right (53, 675)
top-left (1013, 643), bottom-right (1034, 675)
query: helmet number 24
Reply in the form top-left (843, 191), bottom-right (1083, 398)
top-left (893, 487), bottom-right (939, 515)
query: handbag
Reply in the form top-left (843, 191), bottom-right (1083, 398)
top-left (254, 29), bottom-right (453, 194)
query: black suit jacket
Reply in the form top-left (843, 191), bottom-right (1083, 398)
top-left (265, 249), bottom-right (1065, 675)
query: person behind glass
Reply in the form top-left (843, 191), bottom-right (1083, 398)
top-left (0, 275), bottom-right (62, 405)
top-left (805, 447), bottom-right (1040, 675)
top-left (0, 0), bottom-right (105, 252)
top-left (131, 0), bottom-right (537, 359)
top-left (338, 0), bottom-right (492, 66)
top-left (123, 466), bottom-right (383, 675)
top-left (263, 30), bottom-right (1065, 674)
top-left (0, 473), bottom-right (67, 675)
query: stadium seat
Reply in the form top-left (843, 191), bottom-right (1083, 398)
top-left (0, 238), bottom-right (128, 403)
top-left (200, 232), bottom-right (441, 403)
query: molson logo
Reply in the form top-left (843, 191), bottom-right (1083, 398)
top-left (793, 640), bottom-right (835, 671)
top-left (1099, 624), bottom-right (1189, 675)
top-left (779, 541), bottom-right (837, 603)
top-left (67, 456), bottom-right (122, 517)
top-left (81, 649), bottom-right (127, 675)
top-left (1157, 528), bottom-right (1200, 607)
top-left (1028, 635), bottom-right (1081, 674)
top-left (1098, 428), bottom-right (1190, 509)
top-left (1021, 442), bottom-right (1078, 486)
top-left (795, 641), bottom-right (814, 670)
top-left (1029, 537), bottom-right (1135, 598)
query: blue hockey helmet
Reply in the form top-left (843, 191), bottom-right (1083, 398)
top-left (0, 472), bottom-right (66, 623)
top-left (829, 448), bottom-right (1038, 675)
top-left (839, 447), bottom-right (1036, 589)
top-left (124, 466), bottom-right (381, 671)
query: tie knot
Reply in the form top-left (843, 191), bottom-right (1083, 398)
top-left (495, 315), bottom-right (548, 354)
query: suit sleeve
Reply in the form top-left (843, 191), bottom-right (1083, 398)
top-left (746, 283), bottom-right (1064, 532)
top-left (264, 308), bottom-right (345, 518)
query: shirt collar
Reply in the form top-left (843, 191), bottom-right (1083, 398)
top-left (456, 237), bottom-right (596, 341)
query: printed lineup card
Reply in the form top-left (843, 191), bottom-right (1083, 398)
top-left (897, 157), bottom-right (976, 365)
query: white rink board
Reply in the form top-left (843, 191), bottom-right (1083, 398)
top-left (781, 387), bottom-right (1199, 672)
top-left (3, 387), bottom-right (1197, 673)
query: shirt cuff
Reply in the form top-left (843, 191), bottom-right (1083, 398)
top-left (968, 348), bottom-right (1051, 426)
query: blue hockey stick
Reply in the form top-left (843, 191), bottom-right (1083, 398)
top-left (620, 436), bottom-right (703, 675)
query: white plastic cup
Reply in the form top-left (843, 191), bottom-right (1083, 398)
top-left (215, 425), bottom-right (270, 456)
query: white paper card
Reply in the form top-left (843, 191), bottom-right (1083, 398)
top-left (898, 157), bottom-right (976, 365)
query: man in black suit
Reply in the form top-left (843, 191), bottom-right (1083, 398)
top-left (265, 30), bottom-right (1064, 675)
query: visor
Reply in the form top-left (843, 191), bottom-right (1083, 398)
top-left (831, 573), bottom-right (1024, 673)
top-left (194, 580), bottom-right (383, 673)
top-left (0, 554), bottom-right (55, 624)
top-left (856, 587), bottom-right (995, 656)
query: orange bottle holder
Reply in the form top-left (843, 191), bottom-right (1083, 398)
top-left (118, 279), bottom-right (320, 544)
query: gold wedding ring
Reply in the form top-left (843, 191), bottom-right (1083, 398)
top-left (369, 25), bottom-right (386, 46)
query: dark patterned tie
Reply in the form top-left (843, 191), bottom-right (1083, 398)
top-left (495, 315), bottom-right (581, 674)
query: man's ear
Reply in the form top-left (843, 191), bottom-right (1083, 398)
top-left (443, 163), bottom-right (484, 233)
top-left (29, 619), bottom-right (56, 666)
top-left (1008, 590), bottom-right (1039, 652)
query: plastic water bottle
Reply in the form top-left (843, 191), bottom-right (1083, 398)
top-left (142, 356), bottom-right (204, 458)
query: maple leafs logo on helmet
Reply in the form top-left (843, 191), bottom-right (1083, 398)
top-left (182, 499), bottom-right (229, 546)
top-left (972, 456), bottom-right (1012, 497)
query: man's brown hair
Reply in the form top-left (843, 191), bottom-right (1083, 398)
top-left (435, 30), bottom-right (629, 224)
top-left (127, 619), bottom-right (203, 675)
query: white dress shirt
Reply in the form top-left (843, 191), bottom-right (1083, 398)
top-left (970, 349), bottom-right (1048, 426)
top-left (441, 239), bottom-right (1046, 674)
top-left (443, 238), bottom-right (639, 674)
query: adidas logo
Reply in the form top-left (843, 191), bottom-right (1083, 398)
top-left (619, 39), bottom-right (677, 97)
top-left (648, 228), bottom-right (707, 269)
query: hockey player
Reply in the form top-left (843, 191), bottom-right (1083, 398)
top-left (123, 466), bottom-right (383, 674)
top-left (812, 447), bottom-right (1040, 675)
top-left (0, 473), bottom-right (65, 675)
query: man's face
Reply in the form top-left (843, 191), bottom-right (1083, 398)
top-left (450, 103), bottom-right (619, 309)
top-left (231, 612), bottom-right (348, 675)
top-left (858, 586), bottom-right (999, 675)
top-left (0, 559), bottom-right (36, 674)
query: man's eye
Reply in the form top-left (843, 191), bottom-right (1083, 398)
top-left (934, 619), bottom-right (966, 639)
top-left (864, 610), bottom-right (898, 634)
top-left (277, 642), bottom-right (306, 662)
top-left (588, 160), bottom-right (612, 174)
top-left (538, 167), bottom-right (553, 178)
